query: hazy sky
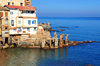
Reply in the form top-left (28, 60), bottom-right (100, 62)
top-left (31, 0), bottom-right (100, 17)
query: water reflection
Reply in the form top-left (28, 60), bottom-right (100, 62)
top-left (0, 47), bottom-right (68, 66)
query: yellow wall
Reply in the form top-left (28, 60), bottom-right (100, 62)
top-left (0, 0), bottom-right (25, 6)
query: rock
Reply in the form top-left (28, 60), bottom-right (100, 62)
top-left (59, 29), bottom-right (65, 31)
top-left (75, 26), bottom-right (79, 28)
top-left (50, 29), bottom-right (55, 31)
top-left (60, 26), bottom-right (69, 28)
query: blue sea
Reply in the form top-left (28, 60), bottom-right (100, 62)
top-left (0, 17), bottom-right (100, 66)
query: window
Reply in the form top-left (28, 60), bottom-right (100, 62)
top-left (18, 21), bottom-right (21, 24)
top-left (12, 2), bottom-right (14, 5)
top-left (20, 3), bottom-right (23, 6)
top-left (31, 11), bottom-right (35, 13)
top-left (32, 20), bottom-right (36, 24)
top-left (18, 28), bottom-right (21, 31)
top-left (14, 29), bottom-right (16, 31)
top-left (8, 2), bottom-right (10, 5)
top-left (34, 28), bottom-right (36, 31)
top-left (5, 20), bottom-right (8, 24)
top-left (10, 12), bottom-right (13, 14)
top-left (5, 32), bottom-right (9, 34)
top-left (1, 20), bottom-right (2, 25)
top-left (28, 20), bottom-right (31, 25)
top-left (27, 4), bottom-right (29, 6)
top-left (5, 27), bottom-right (8, 30)
top-left (11, 20), bottom-right (14, 26)
top-left (27, 28), bottom-right (30, 31)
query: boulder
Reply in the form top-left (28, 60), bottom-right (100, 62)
top-left (59, 29), bottom-right (65, 31)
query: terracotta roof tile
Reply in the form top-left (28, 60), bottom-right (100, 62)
top-left (5, 5), bottom-right (37, 11)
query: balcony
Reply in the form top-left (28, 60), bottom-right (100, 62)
top-left (20, 13), bottom-right (36, 17)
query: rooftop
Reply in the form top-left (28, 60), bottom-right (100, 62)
top-left (5, 5), bottom-right (37, 11)
top-left (0, 6), bottom-right (9, 11)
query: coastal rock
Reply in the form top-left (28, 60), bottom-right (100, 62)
top-left (75, 26), bottom-right (79, 28)
top-left (59, 29), bottom-right (65, 31)
top-left (60, 26), bottom-right (69, 28)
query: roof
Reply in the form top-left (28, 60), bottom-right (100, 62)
top-left (0, 6), bottom-right (9, 11)
top-left (5, 5), bottom-right (37, 11)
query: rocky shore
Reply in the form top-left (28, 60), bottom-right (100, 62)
top-left (0, 22), bottom-right (97, 50)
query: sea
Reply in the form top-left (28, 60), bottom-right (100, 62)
top-left (0, 17), bottom-right (100, 66)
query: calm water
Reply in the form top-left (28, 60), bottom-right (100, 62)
top-left (0, 17), bottom-right (100, 66)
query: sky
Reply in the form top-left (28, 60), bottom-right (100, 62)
top-left (31, 0), bottom-right (100, 17)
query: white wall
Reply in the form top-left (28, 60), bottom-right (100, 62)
top-left (9, 9), bottom-right (37, 35)
top-left (23, 18), bottom-right (37, 27)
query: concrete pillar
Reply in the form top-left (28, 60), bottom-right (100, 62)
top-left (42, 39), bottom-right (45, 48)
top-left (2, 37), bottom-right (5, 45)
top-left (8, 37), bottom-right (10, 45)
top-left (49, 39), bottom-right (51, 48)
top-left (55, 38), bottom-right (58, 48)
top-left (65, 34), bottom-right (69, 45)
top-left (59, 34), bottom-right (64, 46)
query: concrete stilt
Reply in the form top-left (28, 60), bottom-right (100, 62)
top-left (59, 34), bottom-right (64, 47)
top-left (8, 37), bottom-right (10, 45)
top-left (42, 39), bottom-right (45, 48)
top-left (2, 37), bottom-right (5, 45)
top-left (65, 34), bottom-right (69, 46)
top-left (55, 38), bottom-right (58, 48)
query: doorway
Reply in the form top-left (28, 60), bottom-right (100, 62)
top-left (5, 37), bottom-right (8, 43)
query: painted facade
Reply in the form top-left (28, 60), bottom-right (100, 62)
top-left (0, 6), bottom-right (10, 44)
top-left (0, 0), bottom-right (31, 7)
top-left (5, 5), bottom-right (37, 35)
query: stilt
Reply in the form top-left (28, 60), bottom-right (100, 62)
top-left (42, 39), bottom-right (45, 48)
top-left (65, 34), bottom-right (69, 46)
top-left (59, 34), bottom-right (64, 47)
top-left (55, 38), bottom-right (58, 48)
top-left (2, 37), bottom-right (5, 45)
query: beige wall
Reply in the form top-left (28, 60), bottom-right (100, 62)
top-left (0, 0), bottom-right (25, 6)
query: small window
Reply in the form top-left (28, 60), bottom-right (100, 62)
top-left (5, 32), bottom-right (9, 34)
top-left (27, 28), bottom-right (30, 31)
top-left (32, 20), bottom-right (36, 24)
top-left (12, 2), bottom-right (14, 5)
top-left (18, 21), bottom-right (21, 24)
top-left (20, 3), bottom-right (23, 6)
top-left (11, 20), bottom-right (14, 26)
top-left (5, 20), bottom-right (8, 24)
top-left (28, 20), bottom-right (31, 25)
top-left (1, 20), bottom-right (2, 25)
top-left (31, 11), bottom-right (35, 14)
top-left (14, 29), bottom-right (16, 31)
top-left (10, 12), bottom-right (13, 14)
top-left (27, 4), bottom-right (29, 6)
top-left (34, 28), bottom-right (36, 31)
top-left (8, 2), bottom-right (10, 5)
top-left (18, 28), bottom-right (21, 31)
top-left (5, 27), bottom-right (8, 30)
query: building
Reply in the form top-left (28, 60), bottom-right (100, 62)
top-left (4, 5), bottom-right (37, 36)
top-left (0, 6), bottom-right (10, 44)
top-left (0, 0), bottom-right (31, 7)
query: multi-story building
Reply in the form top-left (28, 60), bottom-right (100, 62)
top-left (0, 0), bottom-right (31, 7)
top-left (0, 6), bottom-right (10, 44)
top-left (5, 5), bottom-right (37, 35)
